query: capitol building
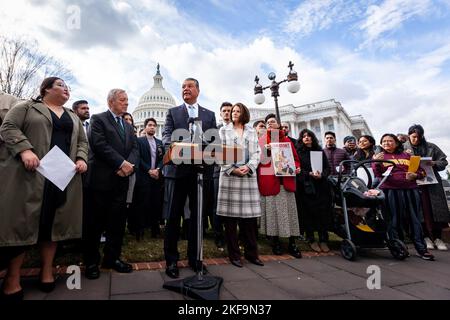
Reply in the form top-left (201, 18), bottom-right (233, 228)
top-left (132, 64), bottom-right (176, 137)
top-left (132, 65), bottom-right (372, 144)
top-left (249, 100), bottom-right (372, 147)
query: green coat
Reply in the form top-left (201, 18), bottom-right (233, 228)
top-left (0, 100), bottom-right (88, 246)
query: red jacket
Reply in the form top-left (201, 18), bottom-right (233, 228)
top-left (257, 129), bottom-right (300, 196)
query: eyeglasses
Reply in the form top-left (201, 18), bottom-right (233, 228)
top-left (55, 83), bottom-right (71, 91)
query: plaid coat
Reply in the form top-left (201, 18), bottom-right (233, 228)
top-left (216, 123), bottom-right (262, 218)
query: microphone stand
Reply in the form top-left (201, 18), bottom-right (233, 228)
top-left (163, 117), bottom-right (223, 300)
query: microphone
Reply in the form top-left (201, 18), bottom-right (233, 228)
top-left (188, 117), bottom-right (195, 141)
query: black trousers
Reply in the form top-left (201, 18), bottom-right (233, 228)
top-left (222, 217), bottom-right (259, 261)
top-left (83, 181), bottom-right (129, 265)
top-left (164, 175), bottom-right (200, 266)
top-left (133, 181), bottom-right (163, 235)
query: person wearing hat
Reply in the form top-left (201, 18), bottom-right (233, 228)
top-left (343, 135), bottom-right (357, 159)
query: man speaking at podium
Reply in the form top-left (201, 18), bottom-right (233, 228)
top-left (162, 78), bottom-right (217, 278)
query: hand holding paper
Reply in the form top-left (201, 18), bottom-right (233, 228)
top-left (36, 146), bottom-right (76, 191)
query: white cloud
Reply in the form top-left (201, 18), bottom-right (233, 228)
top-left (284, 0), bottom-right (366, 37)
top-left (359, 0), bottom-right (432, 47)
top-left (1, 0), bottom-right (450, 158)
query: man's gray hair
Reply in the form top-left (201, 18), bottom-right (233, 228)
top-left (107, 89), bottom-right (126, 107)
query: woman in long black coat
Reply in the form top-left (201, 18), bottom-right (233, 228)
top-left (295, 129), bottom-right (333, 253)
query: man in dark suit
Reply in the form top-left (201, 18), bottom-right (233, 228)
top-left (162, 78), bottom-right (217, 278)
top-left (84, 89), bottom-right (139, 279)
top-left (133, 117), bottom-right (164, 239)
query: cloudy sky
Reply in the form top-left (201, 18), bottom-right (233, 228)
top-left (1, 0), bottom-right (450, 156)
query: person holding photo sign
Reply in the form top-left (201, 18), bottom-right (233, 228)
top-left (372, 133), bottom-right (434, 260)
top-left (0, 77), bottom-right (88, 300)
top-left (257, 114), bottom-right (302, 258)
top-left (403, 124), bottom-right (449, 251)
top-left (295, 129), bottom-right (333, 253)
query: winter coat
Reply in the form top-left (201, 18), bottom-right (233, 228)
top-left (404, 140), bottom-right (450, 223)
top-left (0, 100), bottom-right (88, 246)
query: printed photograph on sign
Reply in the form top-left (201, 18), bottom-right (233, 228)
top-left (270, 142), bottom-right (296, 177)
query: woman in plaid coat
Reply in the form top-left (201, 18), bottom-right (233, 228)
top-left (216, 103), bottom-right (264, 268)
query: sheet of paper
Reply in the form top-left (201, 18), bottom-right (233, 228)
top-left (357, 167), bottom-right (375, 186)
top-left (37, 146), bottom-right (76, 191)
top-left (310, 151), bottom-right (323, 174)
top-left (408, 155), bottom-right (421, 173)
top-left (417, 157), bottom-right (438, 185)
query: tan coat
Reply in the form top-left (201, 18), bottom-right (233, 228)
top-left (0, 100), bottom-right (88, 246)
top-left (0, 91), bottom-right (21, 125)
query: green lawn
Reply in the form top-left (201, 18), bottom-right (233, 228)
top-left (22, 230), bottom-right (343, 268)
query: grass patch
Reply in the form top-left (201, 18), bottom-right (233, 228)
top-left (22, 230), bottom-right (343, 268)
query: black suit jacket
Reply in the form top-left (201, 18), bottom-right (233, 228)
top-left (162, 104), bottom-right (217, 179)
top-left (136, 135), bottom-right (164, 187)
top-left (87, 110), bottom-right (139, 190)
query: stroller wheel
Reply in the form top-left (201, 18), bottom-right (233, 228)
top-left (388, 239), bottom-right (409, 260)
top-left (340, 239), bottom-right (357, 261)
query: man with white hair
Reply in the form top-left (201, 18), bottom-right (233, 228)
top-left (83, 89), bottom-right (139, 279)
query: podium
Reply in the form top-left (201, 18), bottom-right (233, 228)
top-left (162, 143), bottom-right (242, 300)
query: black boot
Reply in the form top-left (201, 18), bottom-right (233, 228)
top-left (288, 237), bottom-right (302, 259)
top-left (272, 236), bottom-right (282, 255)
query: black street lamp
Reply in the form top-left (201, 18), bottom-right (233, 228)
top-left (253, 61), bottom-right (300, 124)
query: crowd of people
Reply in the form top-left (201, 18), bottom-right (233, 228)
top-left (0, 76), bottom-right (449, 300)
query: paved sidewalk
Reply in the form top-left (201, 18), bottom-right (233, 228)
top-left (6, 249), bottom-right (450, 300)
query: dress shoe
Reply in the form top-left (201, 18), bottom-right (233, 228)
top-left (230, 259), bottom-right (243, 268)
top-left (0, 288), bottom-right (24, 301)
top-left (38, 271), bottom-right (56, 293)
top-left (245, 256), bottom-right (264, 266)
top-left (85, 264), bottom-right (100, 280)
top-left (38, 280), bottom-right (56, 293)
top-left (288, 244), bottom-right (302, 259)
top-left (102, 259), bottom-right (133, 273)
top-left (165, 263), bottom-right (179, 279)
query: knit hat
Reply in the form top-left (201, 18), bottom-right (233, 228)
top-left (343, 135), bottom-right (356, 144)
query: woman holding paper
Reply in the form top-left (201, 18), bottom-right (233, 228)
top-left (257, 114), bottom-right (302, 258)
top-left (0, 77), bottom-right (88, 299)
top-left (403, 124), bottom-right (449, 251)
top-left (295, 129), bottom-right (333, 253)
top-left (372, 133), bottom-right (434, 260)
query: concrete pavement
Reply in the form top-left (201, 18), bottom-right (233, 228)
top-left (13, 247), bottom-right (450, 300)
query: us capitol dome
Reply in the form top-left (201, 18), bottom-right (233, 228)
top-left (132, 64), bottom-right (176, 138)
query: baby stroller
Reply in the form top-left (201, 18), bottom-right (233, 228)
top-left (329, 159), bottom-right (409, 261)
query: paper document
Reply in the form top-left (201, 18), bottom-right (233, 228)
top-left (417, 157), bottom-right (438, 185)
top-left (356, 167), bottom-right (375, 186)
top-left (37, 146), bottom-right (76, 191)
top-left (408, 156), bottom-right (421, 173)
top-left (310, 151), bottom-right (323, 173)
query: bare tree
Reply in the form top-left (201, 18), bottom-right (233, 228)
top-left (0, 36), bottom-right (72, 99)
